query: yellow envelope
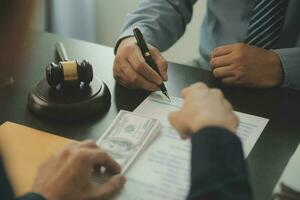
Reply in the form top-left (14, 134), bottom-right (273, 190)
top-left (0, 122), bottom-right (74, 195)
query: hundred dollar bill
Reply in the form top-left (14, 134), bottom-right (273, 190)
top-left (96, 110), bottom-right (162, 173)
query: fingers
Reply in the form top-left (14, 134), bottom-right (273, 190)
top-left (113, 38), bottom-right (167, 92)
top-left (232, 113), bottom-right (240, 130)
top-left (211, 45), bottom-right (233, 58)
top-left (113, 66), bottom-right (132, 88)
top-left (168, 111), bottom-right (190, 137)
top-left (93, 174), bottom-right (126, 199)
top-left (221, 99), bottom-right (240, 133)
top-left (210, 88), bottom-right (225, 101)
top-left (78, 140), bottom-right (98, 149)
top-left (64, 142), bottom-right (79, 148)
top-left (64, 141), bottom-right (121, 174)
top-left (210, 54), bottom-right (232, 69)
top-left (127, 48), bottom-right (162, 85)
top-left (213, 66), bottom-right (235, 78)
top-left (64, 141), bottom-right (97, 150)
top-left (89, 150), bottom-right (121, 174)
top-left (181, 82), bottom-right (208, 99)
top-left (114, 58), bottom-right (159, 91)
top-left (149, 47), bottom-right (168, 81)
top-left (124, 65), bottom-right (160, 91)
top-left (221, 76), bottom-right (240, 86)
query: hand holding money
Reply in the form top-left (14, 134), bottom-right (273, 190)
top-left (32, 141), bottom-right (125, 200)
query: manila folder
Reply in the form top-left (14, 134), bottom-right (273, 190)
top-left (0, 122), bottom-right (74, 196)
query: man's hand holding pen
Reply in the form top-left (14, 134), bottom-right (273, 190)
top-left (113, 36), bottom-right (168, 92)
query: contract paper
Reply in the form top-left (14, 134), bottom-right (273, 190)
top-left (273, 143), bottom-right (300, 196)
top-left (114, 92), bottom-right (269, 200)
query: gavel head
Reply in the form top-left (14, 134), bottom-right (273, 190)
top-left (46, 59), bottom-right (93, 88)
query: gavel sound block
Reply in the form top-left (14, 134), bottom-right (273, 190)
top-left (28, 42), bottom-right (111, 121)
top-left (28, 78), bottom-right (111, 120)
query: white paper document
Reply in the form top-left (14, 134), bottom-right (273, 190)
top-left (273, 143), bottom-right (300, 197)
top-left (135, 92), bottom-right (269, 157)
top-left (115, 92), bottom-right (269, 200)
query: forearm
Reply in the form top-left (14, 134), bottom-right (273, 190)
top-left (273, 48), bottom-right (300, 89)
top-left (116, 0), bottom-right (197, 53)
top-left (188, 127), bottom-right (252, 200)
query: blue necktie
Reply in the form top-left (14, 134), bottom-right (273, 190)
top-left (245, 0), bottom-right (289, 49)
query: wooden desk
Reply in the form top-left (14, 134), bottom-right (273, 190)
top-left (1, 31), bottom-right (300, 200)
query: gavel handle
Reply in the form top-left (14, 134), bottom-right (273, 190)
top-left (55, 42), bottom-right (69, 62)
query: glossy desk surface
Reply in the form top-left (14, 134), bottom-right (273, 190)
top-left (1, 32), bottom-right (300, 200)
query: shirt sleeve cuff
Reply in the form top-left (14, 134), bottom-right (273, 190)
top-left (114, 25), bottom-right (157, 55)
top-left (272, 48), bottom-right (300, 89)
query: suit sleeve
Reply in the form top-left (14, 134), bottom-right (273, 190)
top-left (115, 0), bottom-right (197, 53)
top-left (0, 157), bottom-right (15, 200)
top-left (273, 48), bottom-right (300, 89)
top-left (15, 193), bottom-right (47, 200)
top-left (187, 127), bottom-right (252, 200)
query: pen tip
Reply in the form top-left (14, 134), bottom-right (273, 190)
top-left (163, 92), bottom-right (170, 100)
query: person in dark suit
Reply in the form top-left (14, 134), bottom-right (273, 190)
top-left (0, 142), bottom-right (125, 200)
top-left (169, 83), bottom-right (252, 200)
top-left (1, 83), bottom-right (252, 200)
top-left (1, 82), bottom-right (252, 200)
top-left (0, 0), bottom-right (252, 200)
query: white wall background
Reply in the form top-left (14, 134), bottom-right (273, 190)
top-left (32, 1), bottom-right (207, 66)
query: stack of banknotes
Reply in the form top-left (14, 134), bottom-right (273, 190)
top-left (97, 110), bottom-right (162, 173)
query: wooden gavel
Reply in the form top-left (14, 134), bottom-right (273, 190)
top-left (46, 42), bottom-right (93, 88)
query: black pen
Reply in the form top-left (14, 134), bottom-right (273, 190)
top-left (133, 27), bottom-right (170, 100)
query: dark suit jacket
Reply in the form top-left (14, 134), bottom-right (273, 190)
top-left (187, 127), bottom-right (252, 200)
top-left (1, 127), bottom-right (251, 200)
